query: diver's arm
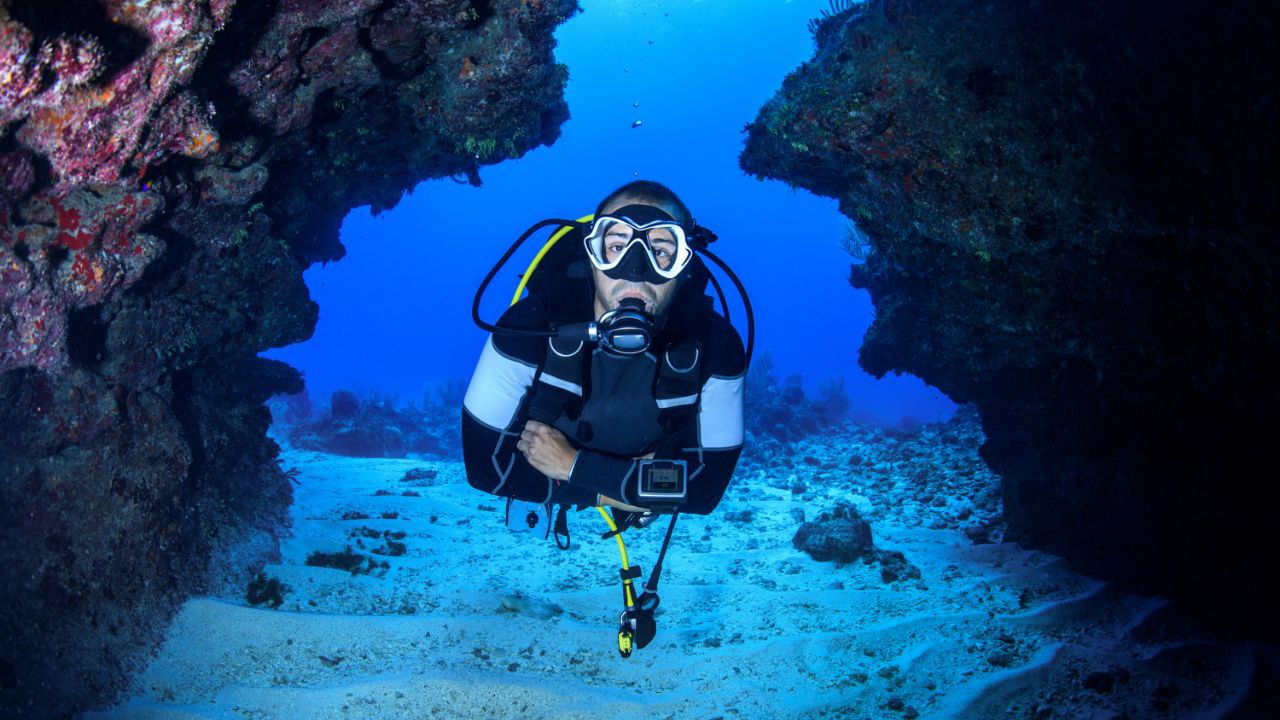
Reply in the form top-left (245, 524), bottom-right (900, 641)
top-left (461, 337), bottom-right (556, 502)
top-left (667, 372), bottom-right (746, 515)
top-left (461, 299), bottom-right (571, 504)
top-left (675, 313), bottom-right (748, 514)
top-left (596, 452), bottom-right (654, 512)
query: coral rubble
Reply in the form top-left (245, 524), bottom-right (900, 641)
top-left (0, 0), bottom-right (576, 716)
top-left (742, 0), bottom-right (1280, 635)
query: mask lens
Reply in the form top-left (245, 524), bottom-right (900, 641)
top-left (601, 221), bottom-right (634, 264)
top-left (646, 228), bottom-right (678, 271)
top-left (588, 218), bottom-right (629, 267)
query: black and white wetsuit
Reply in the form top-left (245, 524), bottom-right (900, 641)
top-left (461, 295), bottom-right (746, 515)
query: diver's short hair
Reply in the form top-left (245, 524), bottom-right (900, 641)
top-left (595, 180), bottom-right (694, 229)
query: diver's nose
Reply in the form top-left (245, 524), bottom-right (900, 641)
top-left (616, 245), bottom-right (651, 281)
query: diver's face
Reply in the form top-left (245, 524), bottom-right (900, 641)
top-left (591, 199), bottom-right (684, 320)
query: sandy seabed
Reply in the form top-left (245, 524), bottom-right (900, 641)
top-left (88, 425), bottom-right (1273, 720)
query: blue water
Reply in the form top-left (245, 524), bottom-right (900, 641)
top-left (261, 0), bottom-right (955, 426)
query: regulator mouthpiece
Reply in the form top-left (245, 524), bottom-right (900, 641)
top-left (549, 298), bottom-right (655, 355)
top-left (598, 298), bottom-right (654, 355)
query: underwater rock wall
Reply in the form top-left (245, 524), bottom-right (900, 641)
top-left (0, 0), bottom-right (575, 716)
top-left (741, 0), bottom-right (1279, 634)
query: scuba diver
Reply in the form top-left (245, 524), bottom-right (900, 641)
top-left (462, 180), bottom-right (752, 656)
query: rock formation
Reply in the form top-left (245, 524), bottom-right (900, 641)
top-left (742, 0), bottom-right (1279, 636)
top-left (0, 0), bottom-right (576, 716)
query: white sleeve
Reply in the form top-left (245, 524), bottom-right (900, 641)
top-left (462, 336), bottom-right (537, 430)
top-left (698, 374), bottom-right (745, 449)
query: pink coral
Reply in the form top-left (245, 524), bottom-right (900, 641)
top-left (230, 1), bottom-right (381, 136)
top-left (9, 1), bottom-right (225, 191)
top-left (135, 91), bottom-right (221, 168)
top-left (0, 1), bottom-right (230, 374)
top-left (0, 148), bottom-right (35, 201)
top-left (1, 185), bottom-right (162, 372)
top-left (0, 18), bottom-right (104, 125)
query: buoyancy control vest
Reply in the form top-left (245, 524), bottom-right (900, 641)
top-left (527, 336), bottom-right (702, 453)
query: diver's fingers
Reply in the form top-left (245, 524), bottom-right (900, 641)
top-left (528, 421), bottom-right (561, 442)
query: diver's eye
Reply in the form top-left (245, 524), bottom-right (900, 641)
top-left (605, 241), bottom-right (628, 260)
top-left (650, 240), bottom-right (675, 259)
top-left (651, 246), bottom-right (675, 270)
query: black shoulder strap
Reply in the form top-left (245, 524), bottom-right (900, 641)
top-left (655, 339), bottom-right (702, 434)
top-left (527, 337), bottom-right (587, 424)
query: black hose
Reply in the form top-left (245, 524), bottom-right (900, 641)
top-left (698, 246), bottom-right (755, 368)
top-left (472, 218), bottom-right (586, 337)
top-left (702, 260), bottom-right (730, 325)
top-left (643, 511), bottom-right (680, 598)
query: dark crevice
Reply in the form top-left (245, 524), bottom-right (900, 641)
top-left (311, 88), bottom-right (342, 127)
top-left (300, 27), bottom-right (328, 54)
top-left (168, 368), bottom-right (206, 484)
top-left (45, 244), bottom-right (68, 269)
top-left (356, 26), bottom-right (403, 80)
top-left (0, 125), bottom-right (19, 154)
top-left (465, 0), bottom-right (494, 29)
top-left (67, 305), bottom-right (109, 368)
top-left (184, 0), bottom-right (280, 146)
top-left (25, 140), bottom-right (52, 194)
top-left (123, 223), bottom-right (194, 300)
top-left (7, 0), bottom-right (149, 85)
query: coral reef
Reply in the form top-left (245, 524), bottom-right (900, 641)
top-left (741, 0), bottom-right (1280, 634)
top-left (745, 351), bottom-right (851, 445)
top-left (279, 388), bottom-right (461, 459)
top-left (741, 404), bottom-right (1002, 541)
top-left (0, 0), bottom-right (576, 716)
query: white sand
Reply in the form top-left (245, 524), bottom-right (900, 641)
top-left (87, 439), bottom-right (1270, 719)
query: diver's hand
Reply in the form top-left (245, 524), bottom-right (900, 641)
top-left (517, 420), bottom-right (578, 481)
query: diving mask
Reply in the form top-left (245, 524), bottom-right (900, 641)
top-left (583, 204), bottom-right (694, 284)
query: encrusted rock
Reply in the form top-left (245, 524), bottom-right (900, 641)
top-left (0, 0), bottom-right (579, 716)
top-left (793, 503), bottom-right (874, 564)
top-left (742, 0), bottom-right (1280, 636)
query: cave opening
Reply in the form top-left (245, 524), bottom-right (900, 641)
top-left (261, 0), bottom-right (956, 430)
